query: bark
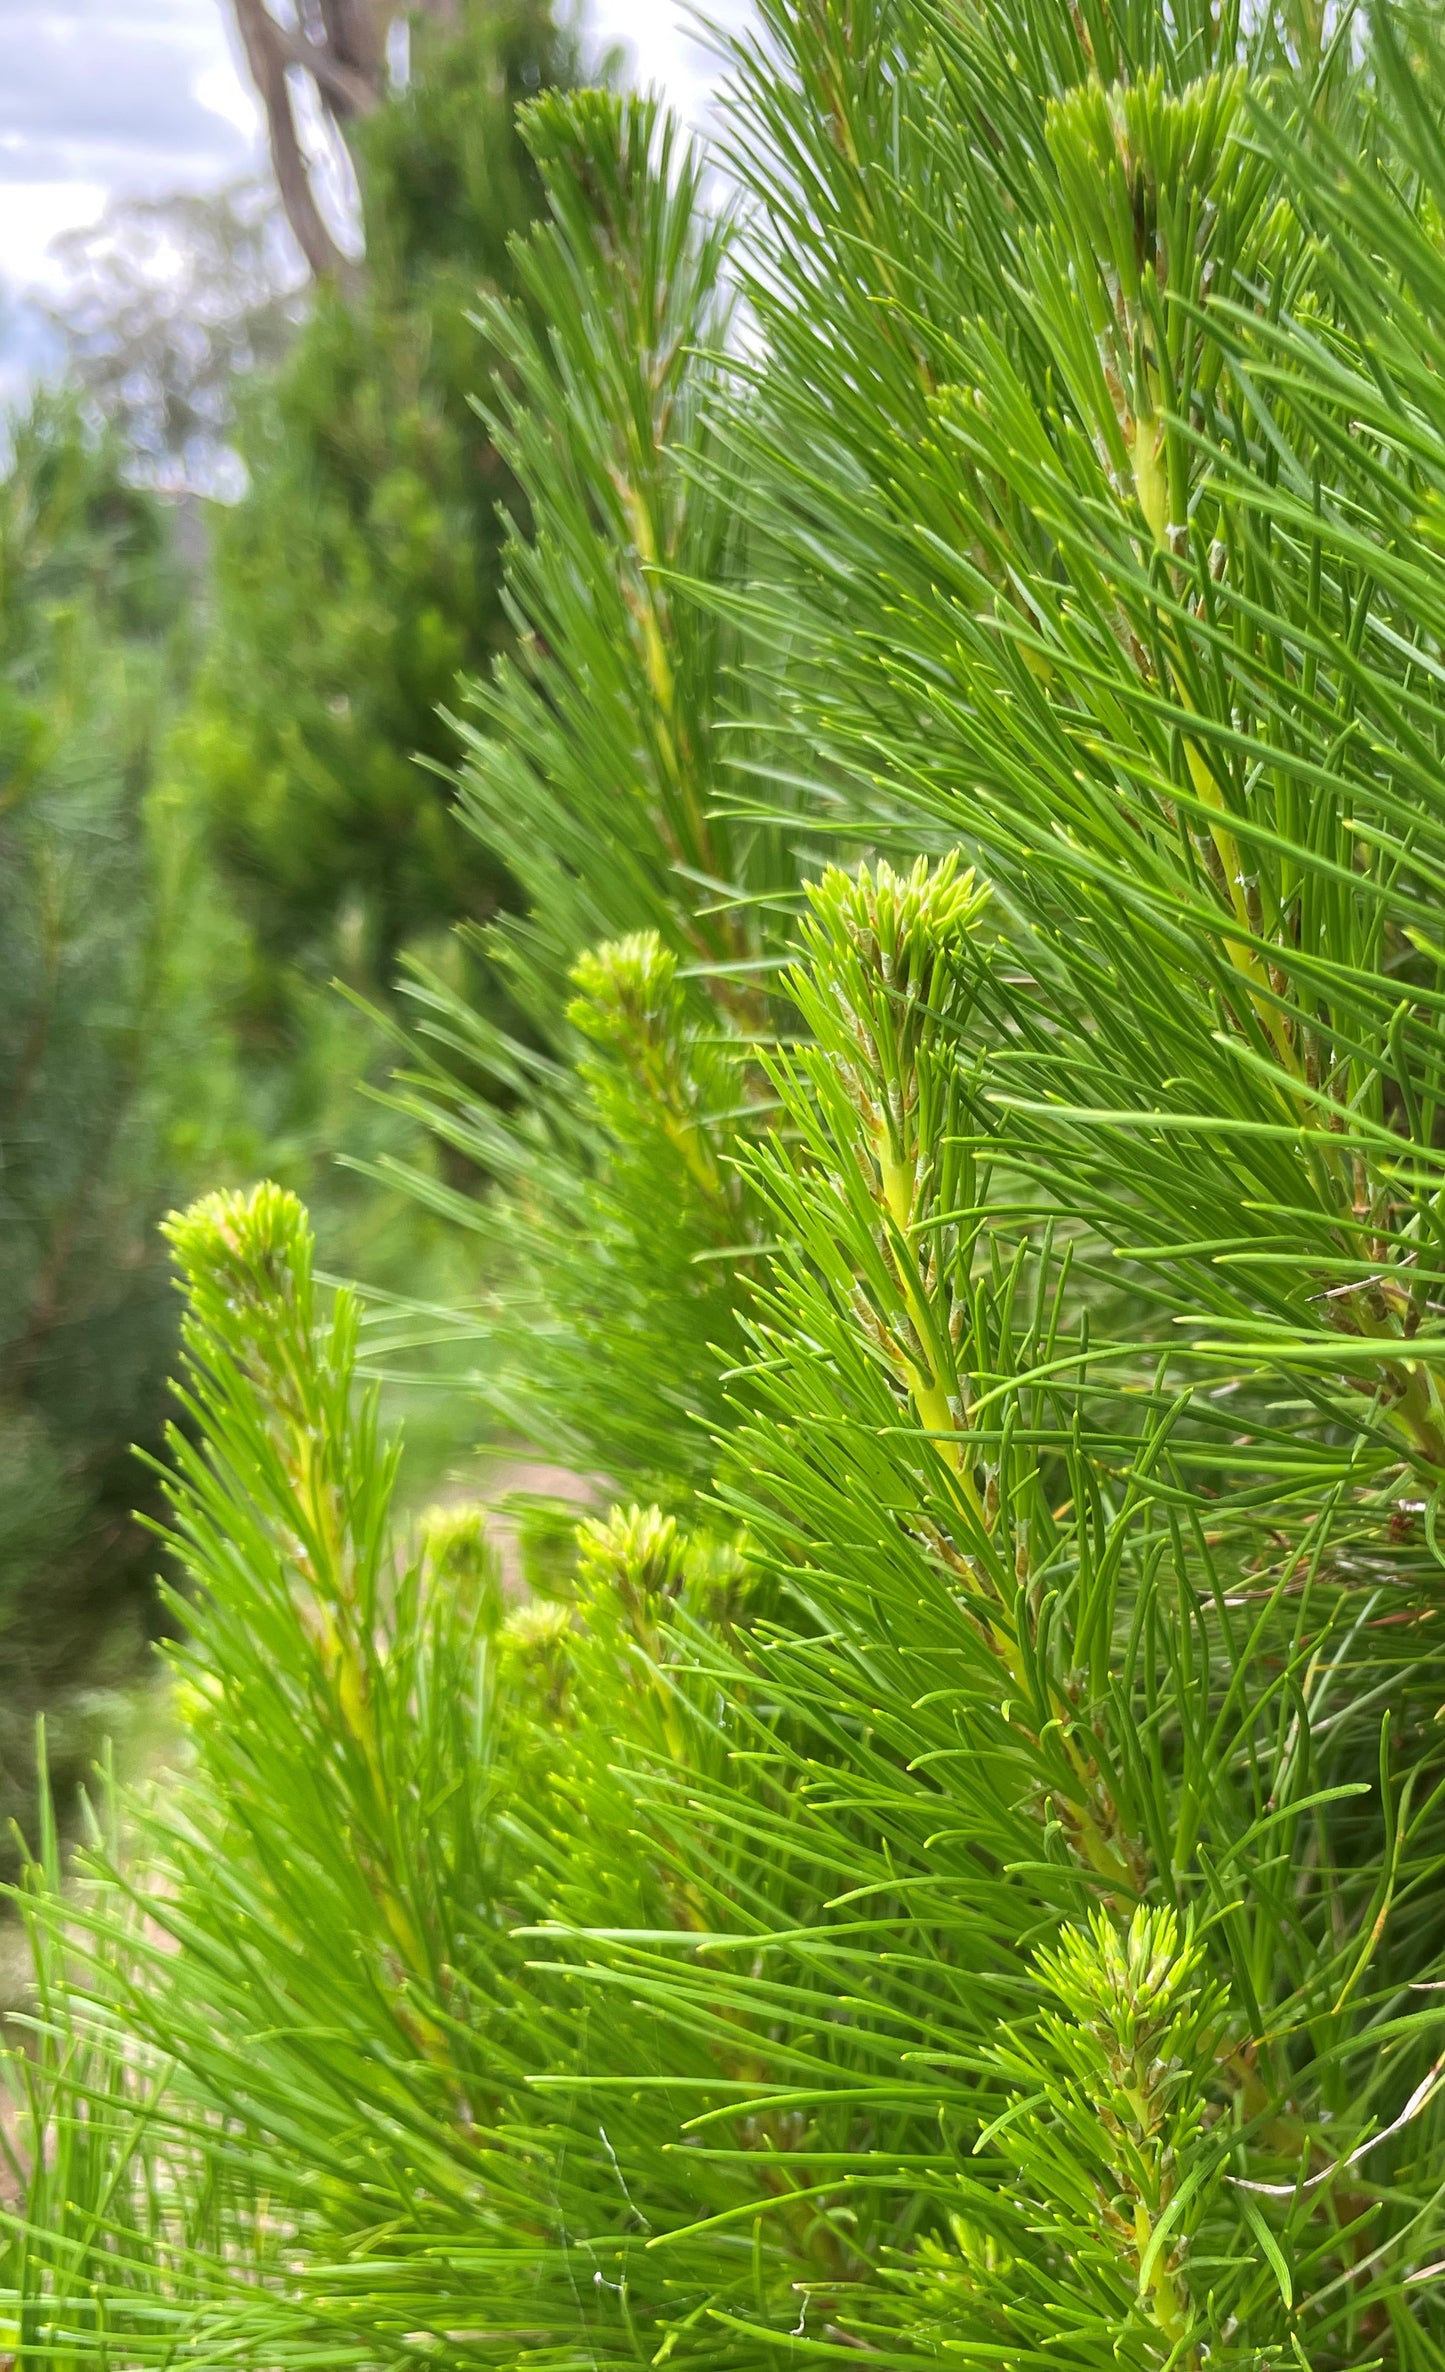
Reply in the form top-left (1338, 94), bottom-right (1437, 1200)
top-left (231, 0), bottom-right (359, 286)
top-left (228, 0), bottom-right (462, 285)
top-left (314, 0), bottom-right (388, 107)
top-left (269, 22), bottom-right (382, 121)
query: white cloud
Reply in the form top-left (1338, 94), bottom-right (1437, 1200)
top-left (0, 290), bottom-right (64, 412)
top-left (0, 181), bottom-right (107, 287)
top-left (590, 0), bottom-right (752, 127)
top-left (193, 59), bottom-right (260, 144)
top-left (0, 0), bottom-right (755, 404)
top-left (0, 0), bottom-right (261, 294)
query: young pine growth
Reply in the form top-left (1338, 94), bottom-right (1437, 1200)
top-left (789, 853), bottom-right (990, 1464)
top-left (159, 1191), bottom-right (509, 2087)
top-left (906, 1910), bottom-right (1230, 2368)
top-left (1042, 68), bottom-right (1275, 552)
top-left (568, 933), bottom-right (741, 1230)
top-left (26, 14), bottom-right (1445, 2372)
top-left (989, 1909), bottom-right (1229, 2366)
top-left (744, 856), bottom-right (1148, 1895)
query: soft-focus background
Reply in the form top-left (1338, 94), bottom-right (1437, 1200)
top-left (0, 4), bottom-right (735, 400)
top-left (0, 0), bottom-right (746, 1870)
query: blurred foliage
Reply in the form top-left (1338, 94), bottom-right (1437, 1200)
top-left (0, 0), bottom-right (584, 1858)
top-left (173, 0), bottom-right (586, 993)
top-left (0, 393), bottom-right (190, 1853)
top-left (43, 182), bottom-right (307, 496)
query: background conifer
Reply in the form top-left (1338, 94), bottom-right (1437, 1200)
top-left (15, 5), bottom-right (1445, 2369)
top-left (0, 397), bottom-right (187, 1862)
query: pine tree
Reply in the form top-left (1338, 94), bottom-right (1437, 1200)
top-left (16, 4), bottom-right (1445, 2369)
top-left (0, 395), bottom-right (187, 1862)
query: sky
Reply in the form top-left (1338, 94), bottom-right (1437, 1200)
top-left (0, 0), bottom-right (746, 398)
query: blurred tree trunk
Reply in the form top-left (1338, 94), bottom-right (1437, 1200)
top-left (227, 0), bottom-right (455, 285)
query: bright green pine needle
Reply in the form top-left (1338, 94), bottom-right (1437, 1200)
top-left (16, 16), bottom-right (1445, 2372)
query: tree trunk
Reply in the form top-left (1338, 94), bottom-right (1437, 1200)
top-left (313, 0), bottom-right (388, 110)
top-left (230, 0), bottom-right (359, 286)
top-left (228, 0), bottom-right (469, 287)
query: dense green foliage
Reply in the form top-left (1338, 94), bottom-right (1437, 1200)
top-left (0, 397), bottom-right (187, 1850)
top-left (377, 90), bottom-right (810, 1493)
top-left (0, 0), bottom-right (580, 1855)
top-left (20, 2), bottom-right (1445, 2368)
top-left (176, 0), bottom-right (582, 988)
